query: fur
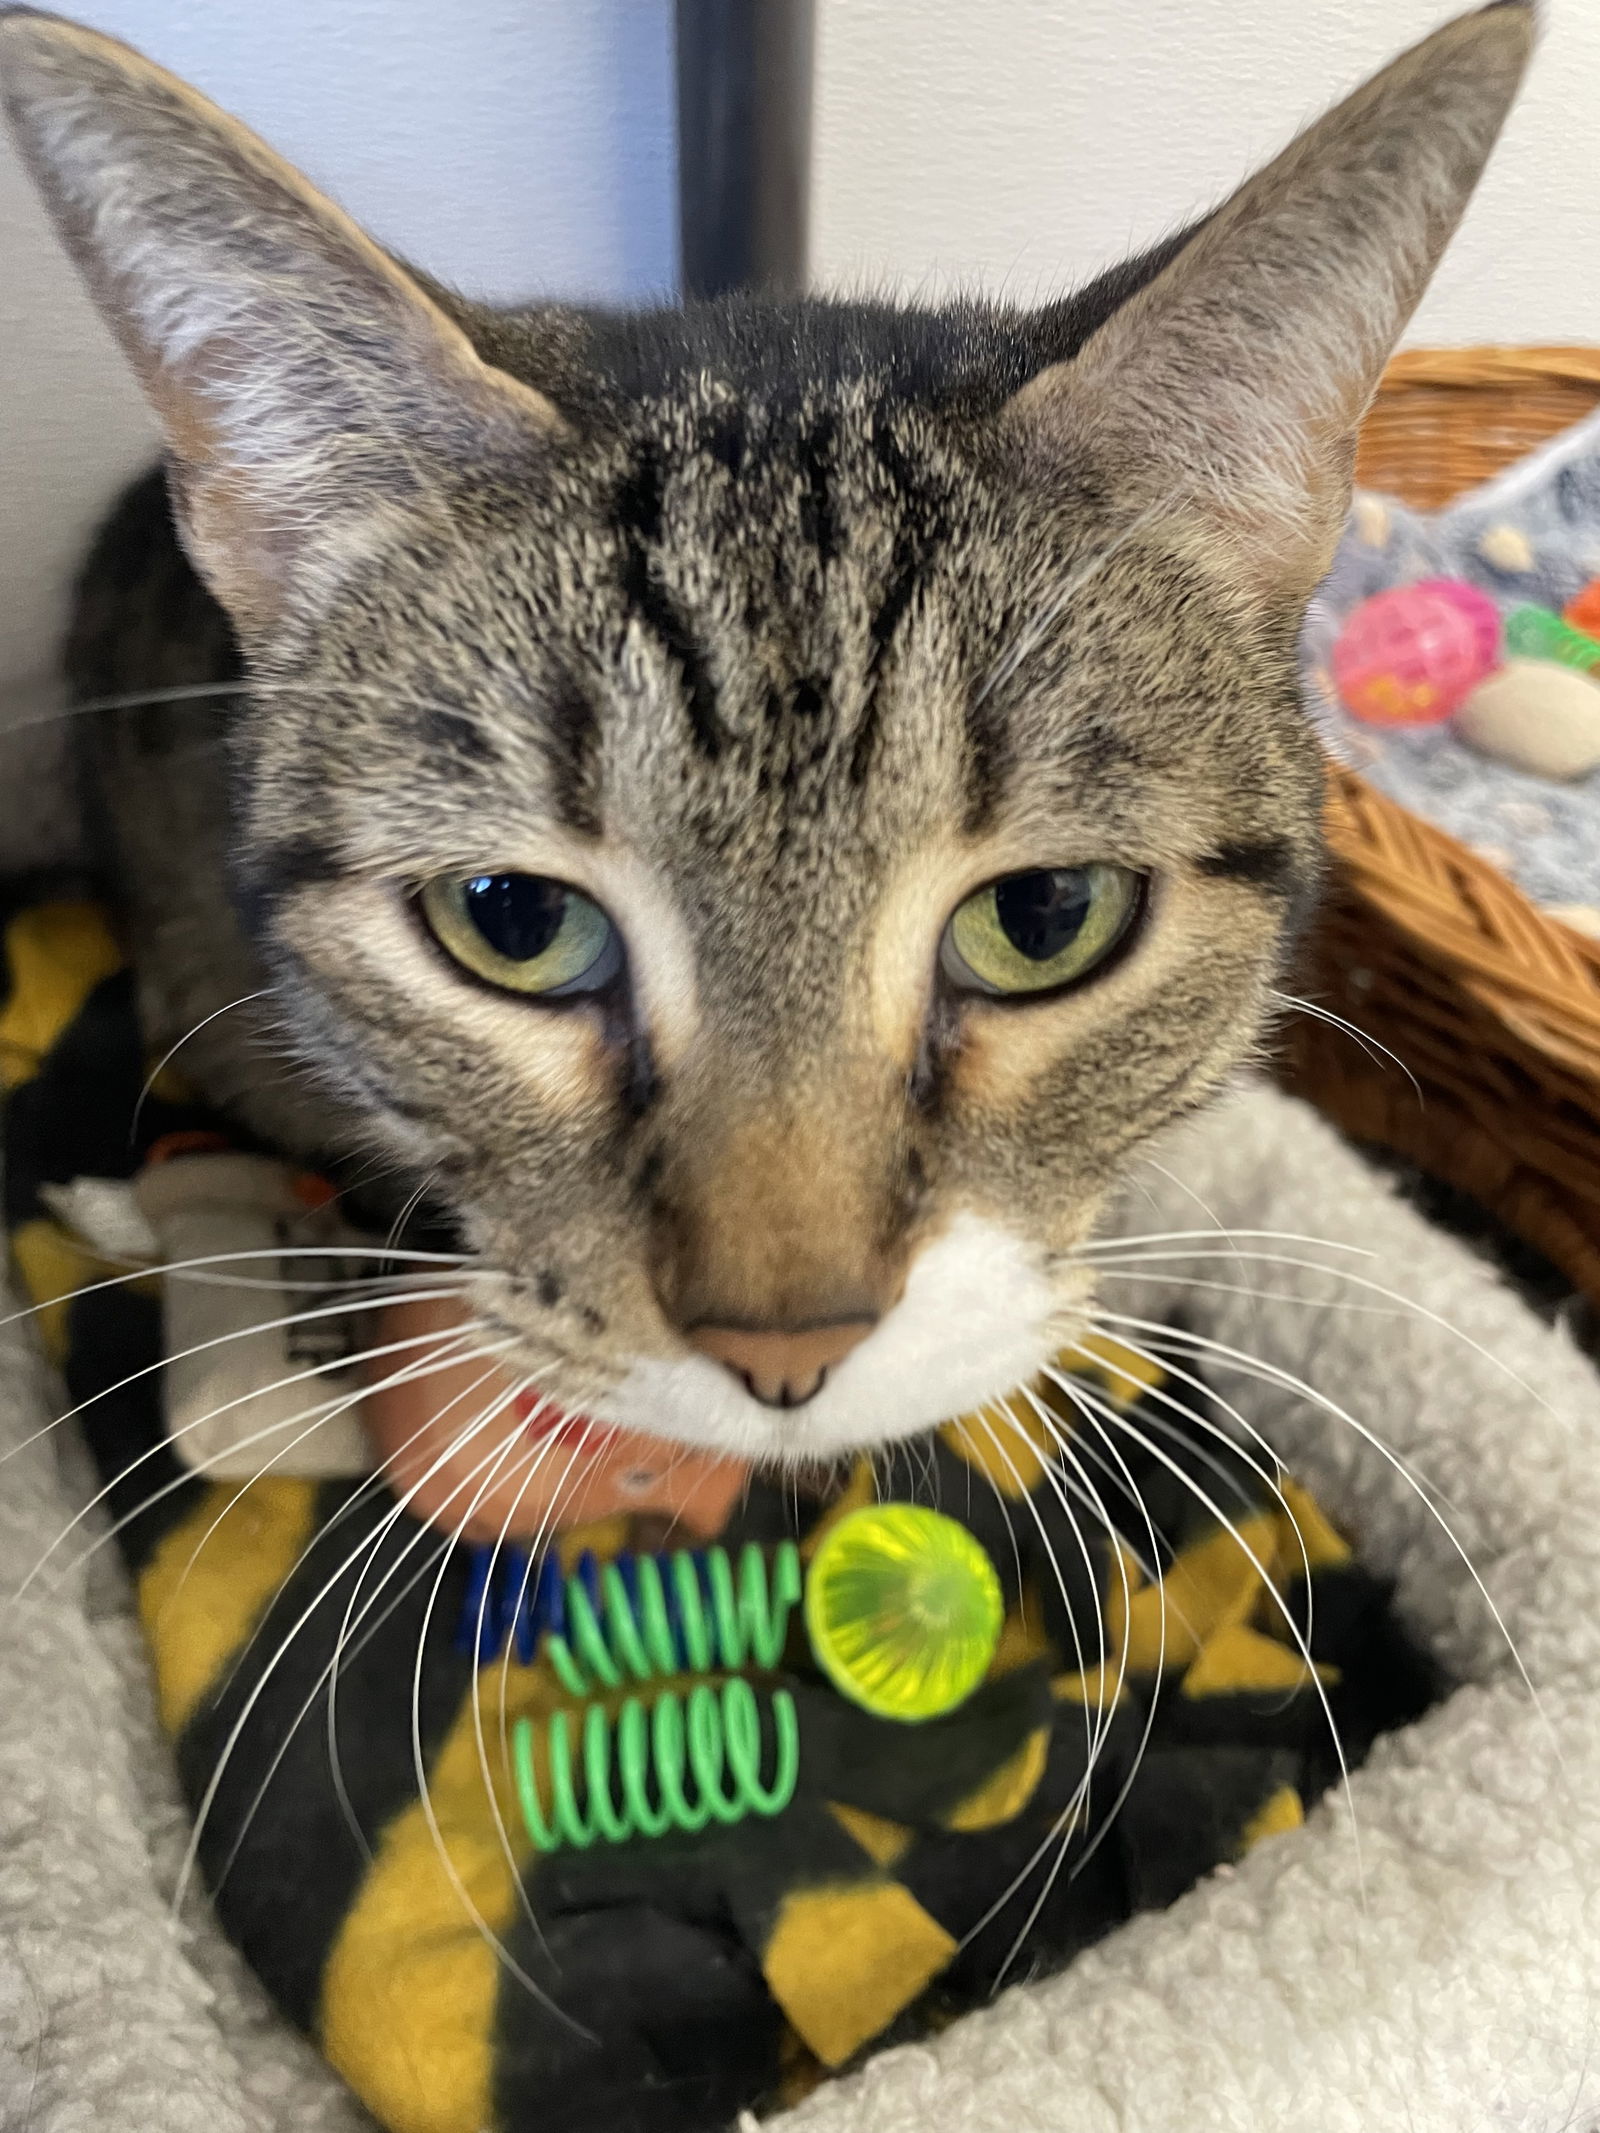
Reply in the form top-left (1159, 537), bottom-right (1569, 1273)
top-left (0, 2), bottom-right (1532, 1459)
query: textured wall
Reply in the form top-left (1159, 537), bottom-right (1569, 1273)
top-left (0, 0), bottom-right (675, 860)
top-left (812, 0), bottom-right (1587, 342)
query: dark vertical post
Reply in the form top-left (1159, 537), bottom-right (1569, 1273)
top-left (675, 0), bottom-right (814, 300)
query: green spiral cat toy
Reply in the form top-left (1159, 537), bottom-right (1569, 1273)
top-left (511, 1505), bottom-right (1003, 1853)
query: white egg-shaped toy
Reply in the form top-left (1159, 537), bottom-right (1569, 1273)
top-left (1455, 659), bottom-right (1600, 781)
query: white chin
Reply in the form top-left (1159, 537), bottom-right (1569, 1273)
top-left (588, 1211), bottom-right (1068, 1464)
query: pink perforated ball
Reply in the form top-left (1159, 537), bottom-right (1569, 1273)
top-left (1332, 579), bottom-right (1501, 726)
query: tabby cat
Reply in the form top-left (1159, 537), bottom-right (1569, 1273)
top-left (1, 3), bottom-right (1531, 1468)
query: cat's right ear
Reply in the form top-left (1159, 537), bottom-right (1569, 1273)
top-left (0, 8), bottom-right (567, 637)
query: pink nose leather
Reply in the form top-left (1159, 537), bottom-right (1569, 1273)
top-left (688, 1319), bottom-right (875, 1407)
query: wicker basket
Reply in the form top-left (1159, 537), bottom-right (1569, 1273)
top-left (1280, 347), bottom-right (1600, 1308)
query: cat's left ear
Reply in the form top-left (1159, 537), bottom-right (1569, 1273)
top-left (1006, 3), bottom-right (1533, 608)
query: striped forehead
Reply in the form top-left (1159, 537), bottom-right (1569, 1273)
top-left (563, 398), bottom-right (1005, 847)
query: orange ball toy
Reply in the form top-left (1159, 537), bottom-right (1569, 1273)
top-left (361, 1296), bottom-right (748, 1544)
top-left (1563, 576), bottom-right (1600, 639)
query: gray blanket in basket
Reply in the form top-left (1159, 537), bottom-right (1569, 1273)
top-left (1302, 404), bottom-right (1600, 907)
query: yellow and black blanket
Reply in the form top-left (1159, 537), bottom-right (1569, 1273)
top-left (1, 891), bottom-right (1439, 2133)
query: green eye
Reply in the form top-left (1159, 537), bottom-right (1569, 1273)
top-left (943, 864), bottom-right (1143, 997)
top-left (419, 873), bottom-right (620, 995)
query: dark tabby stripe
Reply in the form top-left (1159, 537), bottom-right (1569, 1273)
top-left (796, 409), bottom-right (838, 566)
top-left (961, 686), bottom-right (1011, 831)
top-left (850, 418), bottom-right (953, 787)
top-left (238, 834), bottom-right (344, 934)
top-left (1196, 839), bottom-right (1300, 894)
top-left (418, 693), bottom-right (502, 768)
top-left (617, 446), bottom-right (730, 762)
top-left (540, 669), bottom-right (604, 838)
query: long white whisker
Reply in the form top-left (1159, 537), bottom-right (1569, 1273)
top-left (131, 991), bottom-right (276, 1140)
top-left (384, 1166), bottom-right (442, 1256)
top-left (157, 1331), bottom-right (494, 1606)
top-left (1048, 1364), bottom-right (1367, 1900)
top-left (205, 1350), bottom-right (508, 1730)
top-left (961, 1428), bottom-right (1027, 1601)
top-left (0, 1260), bottom-right (478, 1488)
top-left (159, 1346), bottom-right (522, 1892)
top-left (959, 1445), bottom-right (1081, 1879)
top-left (490, 1419), bottom-right (624, 1806)
top-left (1076, 1248), bottom-right (1571, 1438)
top-left (206, 1339), bottom-right (516, 1825)
top-left (1067, 1334), bottom-right (1309, 1551)
top-left (1025, 1418), bottom-right (1163, 1585)
top-left (1022, 1380), bottom-right (1170, 1877)
top-left (3, 671), bottom-right (526, 730)
top-left (952, 1405), bottom-right (1119, 1980)
top-left (1006, 1394), bottom-right (1124, 1779)
top-left (1034, 1430), bottom-right (1156, 1578)
top-left (12, 1295), bottom-right (473, 1595)
top-left (0, 677), bottom-right (253, 735)
top-left (178, 1373), bottom-right (542, 1920)
top-left (409, 1375), bottom-right (585, 2018)
top-left (0, 1238), bottom-right (469, 1354)
top-left (65, 1322), bottom-right (494, 1601)
top-left (1070, 1227), bottom-right (1373, 1262)
top-left (1090, 1267), bottom-right (1415, 1325)
top-left (323, 1355), bottom-right (522, 1859)
top-left (1272, 988), bottom-right (1424, 1104)
top-left (24, 1234), bottom-right (428, 1296)
top-left (483, 1412), bottom-right (601, 1970)
top-left (215, 1366), bottom-right (524, 1892)
top-left (1086, 1309), bottom-right (1553, 1744)
top-left (981, 1403), bottom-right (1106, 1768)
top-left (960, 1387), bottom-right (1163, 1981)
top-left (1063, 1333), bottom-right (1319, 1670)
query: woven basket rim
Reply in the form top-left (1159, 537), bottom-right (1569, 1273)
top-left (1288, 341), bottom-right (1600, 1311)
top-left (1378, 344), bottom-right (1600, 391)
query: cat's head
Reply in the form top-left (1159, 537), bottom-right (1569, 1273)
top-left (1, 5), bottom-right (1530, 1463)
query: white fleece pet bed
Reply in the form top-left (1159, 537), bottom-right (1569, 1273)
top-left (2, 1082), bottom-right (1598, 2133)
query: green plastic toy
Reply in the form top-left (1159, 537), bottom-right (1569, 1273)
top-left (805, 1503), bottom-right (1004, 1723)
top-left (511, 1507), bottom-right (1006, 1850)
top-left (1504, 603), bottom-right (1600, 673)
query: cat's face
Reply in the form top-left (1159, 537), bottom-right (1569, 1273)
top-left (1, 5), bottom-right (1530, 1462)
top-left (239, 378), bottom-right (1319, 1459)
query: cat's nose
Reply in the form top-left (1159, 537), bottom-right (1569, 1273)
top-left (687, 1318), bottom-right (876, 1408)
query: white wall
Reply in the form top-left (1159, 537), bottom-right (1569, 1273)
top-left (812, 0), bottom-right (1593, 345)
top-left (0, 0), bottom-right (675, 861)
top-left (2, 0), bottom-right (1591, 862)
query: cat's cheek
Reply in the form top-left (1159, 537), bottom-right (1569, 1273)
top-left (866, 839), bottom-right (969, 1070)
top-left (946, 873), bottom-right (1274, 1117)
top-left (281, 880), bottom-right (617, 1125)
top-left (410, 995), bottom-right (612, 1128)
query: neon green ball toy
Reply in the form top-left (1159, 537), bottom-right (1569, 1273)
top-left (804, 1503), bottom-right (1003, 1722)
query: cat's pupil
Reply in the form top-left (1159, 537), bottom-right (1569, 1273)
top-left (993, 870), bottom-right (1092, 962)
top-left (462, 874), bottom-right (567, 963)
